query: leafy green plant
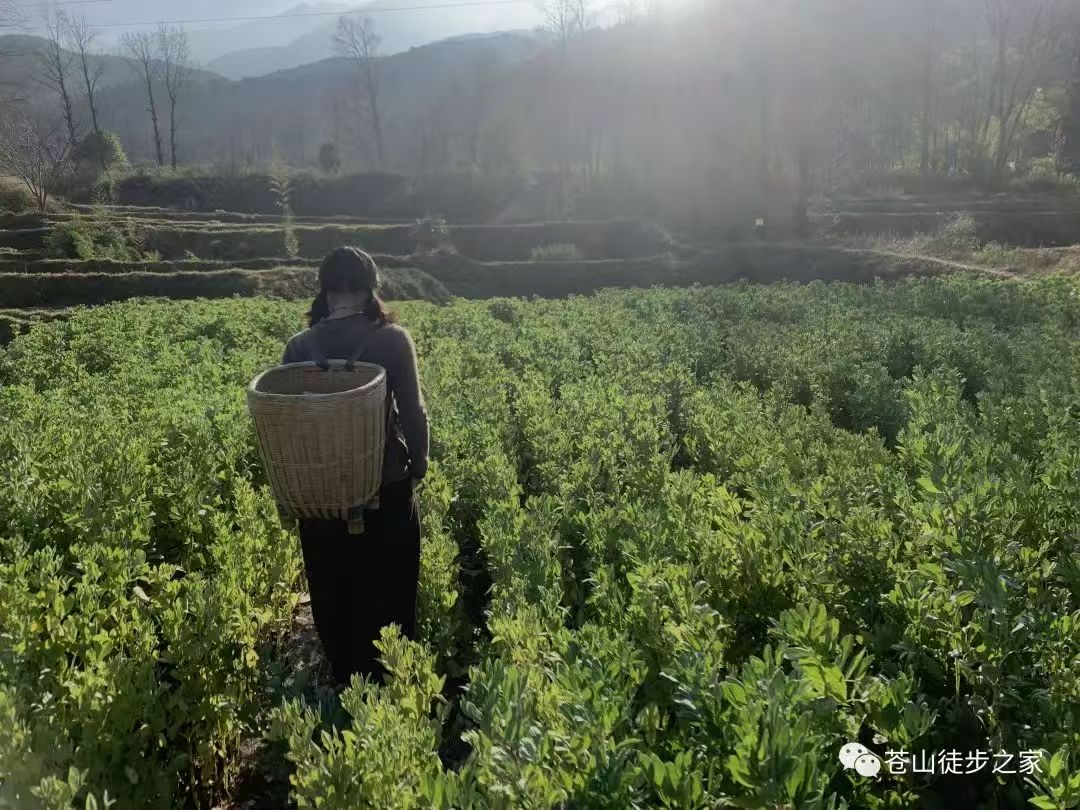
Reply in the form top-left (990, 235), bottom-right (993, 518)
top-left (269, 156), bottom-right (299, 258)
top-left (75, 131), bottom-right (128, 174)
top-left (412, 215), bottom-right (452, 252)
top-left (44, 206), bottom-right (149, 261)
top-left (911, 211), bottom-right (981, 258)
top-left (0, 181), bottom-right (34, 213)
top-left (973, 241), bottom-right (1024, 267)
top-left (1, 278), bottom-right (1079, 808)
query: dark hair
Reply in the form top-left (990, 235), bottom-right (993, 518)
top-left (307, 246), bottom-right (397, 327)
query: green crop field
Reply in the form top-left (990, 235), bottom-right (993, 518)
top-left (1, 277), bottom-right (1078, 809)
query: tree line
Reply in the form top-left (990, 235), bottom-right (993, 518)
top-left (0, 7), bottom-right (194, 209)
top-left (310, 0), bottom-right (1080, 226)
top-left (3, 0), bottom-right (1080, 219)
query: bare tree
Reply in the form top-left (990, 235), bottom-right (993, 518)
top-left (66, 15), bottom-right (103, 134)
top-left (541, 0), bottom-right (589, 46)
top-left (616, 0), bottom-right (658, 26)
top-left (916, 0), bottom-right (941, 176)
top-left (122, 30), bottom-right (165, 166)
top-left (36, 9), bottom-right (79, 151)
top-left (538, 0), bottom-right (590, 188)
top-left (157, 24), bottom-right (194, 169)
top-left (982, 0), bottom-right (1071, 178)
top-left (0, 1), bottom-right (25, 98)
top-left (0, 0), bottom-right (25, 43)
top-left (1060, 16), bottom-right (1080, 172)
top-left (334, 16), bottom-right (385, 168)
top-left (0, 113), bottom-right (71, 210)
top-left (616, 0), bottom-right (641, 26)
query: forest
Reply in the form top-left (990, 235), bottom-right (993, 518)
top-left (2, 0), bottom-right (1080, 227)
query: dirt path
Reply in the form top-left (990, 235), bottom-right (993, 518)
top-left (212, 595), bottom-right (329, 810)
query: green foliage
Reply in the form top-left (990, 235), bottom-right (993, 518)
top-left (972, 241), bottom-right (1025, 267)
top-left (412, 215), bottom-right (452, 252)
top-left (75, 131), bottom-right (128, 174)
top-left (1, 278), bottom-right (1079, 808)
top-left (0, 182), bottom-right (34, 213)
top-left (0, 266), bottom-right (449, 310)
top-left (911, 212), bottom-right (981, 259)
top-left (275, 627), bottom-right (450, 809)
top-left (529, 242), bottom-right (584, 261)
top-left (44, 208), bottom-right (150, 262)
top-left (1010, 157), bottom-right (1080, 193)
top-left (268, 157), bottom-right (299, 258)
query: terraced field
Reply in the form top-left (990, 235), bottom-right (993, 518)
top-left (814, 194), bottom-right (1080, 246)
top-left (0, 208), bottom-right (685, 326)
top-left (1, 202), bottom-right (1039, 345)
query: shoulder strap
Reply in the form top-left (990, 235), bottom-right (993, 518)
top-left (344, 326), bottom-right (382, 371)
top-left (306, 323), bottom-right (383, 372)
top-left (303, 329), bottom-right (330, 370)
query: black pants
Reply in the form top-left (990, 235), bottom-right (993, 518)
top-left (298, 478), bottom-right (420, 685)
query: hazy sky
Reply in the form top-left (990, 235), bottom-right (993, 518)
top-left (16, 0), bottom-right (694, 60)
top-left (24, 0), bottom-right (545, 43)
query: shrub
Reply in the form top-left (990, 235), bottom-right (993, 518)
top-left (407, 169), bottom-right (525, 222)
top-left (3, 281), bottom-right (1080, 808)
top-left (0, 266), bottom-right (449, 308)
top-left (0, 182), bottom-right (34, 213)
top-left (530, 243), bottom-right (583, 261)
top-left (1010, 157), bottom-right (1080, 193)
top-left (911, 212), bottom-right (981, 259)
top-left (412, 215), bottom-right (452, 252)
top-left (269, 158), bottom-right (299, 258)
top-left (318, 142), bottom-right (342, 174)
top-left (113, 170), bottom-right (412, 217)
top-left (110, 169), bottom-right (521, 219)
top-left (44, 208), bottom-right (147, 261)
top-left (972, 242), bottom-right (1024, 267)
top-left (75, 131), bottom-right (128, 173)
top-left (451, 220), bottom-right (667, 261)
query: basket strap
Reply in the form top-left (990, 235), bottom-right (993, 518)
top-left (344, 333), bottom-right (376, 371)
top-left (307, 326), bottom-right (378, 372)
top-left (304, 330), bottom-right (330, 370)
top-left (345, 332), bottom-right (393, 480)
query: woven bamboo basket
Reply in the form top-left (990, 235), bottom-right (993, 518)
top-left (247, 359), bottom-right (388, 534)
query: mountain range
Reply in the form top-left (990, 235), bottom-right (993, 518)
top-left (0, 5), bottom-right (740, 227)
top-left (0, 33), bottom-right (220, 95)
top-left (0, 28), bottom-right (542, 165)
top-left (189, 1), bottom-right (542, 79)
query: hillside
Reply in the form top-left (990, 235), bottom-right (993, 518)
top-left (0, 33), bottom-right (214, 95)
top-left (203, 8), bottom-right (536, 79)
top-left (0, 33), bottom-right (224, 107)
top-left (186, 2), bottom-right (358, 66)
top-left (0, 29), bottom-right (537, 165)
top-left (102, 31), bottom-right (539, 166)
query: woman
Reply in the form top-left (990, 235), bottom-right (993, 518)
top-left (281, 246), bottom-right (429, 685)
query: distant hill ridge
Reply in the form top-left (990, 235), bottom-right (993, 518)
top-left (0, 33), bottom-right (222, 91)
top-left (196, 0), bottom-right (540, 79)
top-left (0, 29), bottom-right (540, 166)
